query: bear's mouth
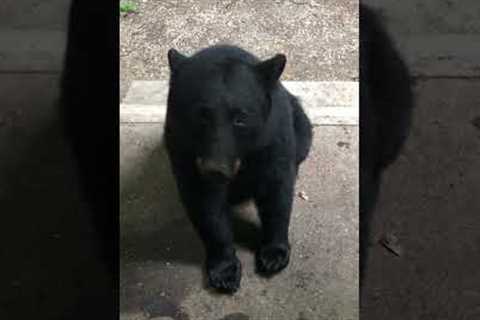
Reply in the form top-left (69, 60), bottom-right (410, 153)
top-left (200, 171), bottom-right (231, 184)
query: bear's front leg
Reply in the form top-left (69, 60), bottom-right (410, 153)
top-left (254, 161), bottom-right (296, 276)
top-left (175, 174), bottom-right (241, 293)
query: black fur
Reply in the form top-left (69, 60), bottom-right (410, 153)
top-left (164, 45), bottom-right (313, 293)
top-left (360, 5), bottom-right (414, 285)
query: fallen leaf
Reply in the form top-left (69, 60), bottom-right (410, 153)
top-left (379, 233), bottom-right (402, 257)
top-left (298, 191), bottom-right (309, 201)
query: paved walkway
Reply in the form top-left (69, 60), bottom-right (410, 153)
top-left (120, 80), bottom-right (359, 320)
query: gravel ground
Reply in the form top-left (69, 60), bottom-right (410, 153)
top-left (120, 0), bottom-right (358, 98)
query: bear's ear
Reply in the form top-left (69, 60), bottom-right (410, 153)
top-left (255, 54), bottom-right (286, 88)
top-left (167, 48), bottom-right (188, 72)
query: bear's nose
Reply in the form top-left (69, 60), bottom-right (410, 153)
top-left (196, 157), bottom-right (240, 180)
top-left (196, 157), bottom-right (230, 176)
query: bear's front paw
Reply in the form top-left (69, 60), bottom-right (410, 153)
top-left (207, 256), bottom-right (242, 294)
top-left (255, 243), bottom-right (290, 277)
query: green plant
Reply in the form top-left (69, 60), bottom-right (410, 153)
top-left (120, 1), bottom-right (137, 14)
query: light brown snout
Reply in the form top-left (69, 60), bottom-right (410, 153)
top-left (196, 157), bottom-right (242, 179)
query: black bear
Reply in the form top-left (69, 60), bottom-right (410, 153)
top-left (164, 45), bottom-right (313, 293)
top-left (359, 4), bottom-right (414, 286)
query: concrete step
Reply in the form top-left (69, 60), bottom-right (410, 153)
top-left (120, 80), bottom-right (359, 126)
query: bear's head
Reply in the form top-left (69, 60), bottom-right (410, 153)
top-left (166, 46), bottom-right (286, 182)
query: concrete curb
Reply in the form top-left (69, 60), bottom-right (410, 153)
top-left (120, 104), bottom-right (358, 126)
top-left (121, 80), bottom-right (359, 126)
